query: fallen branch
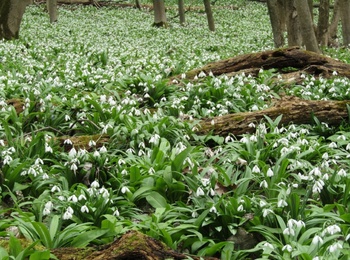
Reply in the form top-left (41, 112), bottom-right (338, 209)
top-left (176, 47), bottom-right (350, 80)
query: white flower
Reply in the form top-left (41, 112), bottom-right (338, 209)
top-left (277, 199), bottom-right (287, 208)
top-left (68, 195), bottom-right (78, 203)
top-left (266, 168), bottom-right (274, 177)
top-left (252, 165), bottom-right (260, 173)
top-left (310, 167), bottom-right (322, 177)
top-left (282, 244), bottom-right (292, 252)
top-left (312, 180), bottom-right (324, 193)
top-left (312, 235), bottom-right (323, 245)
top-left (65, 115), bottom-right (70, 121)
top-left (51, 185), bottom-right (61, 193)
top-left (93, 151), bottom-right (100, 157)
top-left (70, 163), bottom-right (78, 172)
top-left (337, 169), bottom-right (347, 177)
top-left (121, 186), bottom-right (130, 194)
top-left (64, 139), bottom-right (73, 145)
top-left (196, 187), bottom-right (205, 196)
top-left (88, 140), bottom-right (96, 147)
top-left (209, 206), bottom-right (217, 214)
top-left (149, 134), bottom-right (160, 144)
top-left (81, 205), bottom-right (89, 213)
top-left (237, 205), bottom-right (244, 212)
top-left (90, 180), bottom-right (100, 189)
top-left (262, 208), bottom-right (273, 217)
top-left (63, 207), bottom-right (74, 220)
top-left (329, 142), bottom-right (337, 148)
top-left (68, 147), bottom-right (77, 158)
top-left (45, 144), bottom-right (53, 153)
top-left (260, 180), bottom-right (268, 188)
top-left (262, 242), bottom-right (274, 250)
top-left (322, 224), bottom-right (341, 236)
top-left (328, 241), bottom-right (343, 253)
top-left (113, 209), bottom-right (120, 217)
top-left (78, 194), bottom-right (87, 201)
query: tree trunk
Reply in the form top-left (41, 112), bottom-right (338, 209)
top-left (266, 0), bottom-right (285, 48)
top-left (329, 0), bottom-right (341, 44)
top-left (197, 98), bottom-right (350, 136)
top-left (179, 47), bottom-right (350, 80)
top-left (295, 0), bottom-right (320, 53)
top-left (0, 0), bottom-right (30, 40)
top-left (135, 0), bottom-right (141, 10)
top-left (203, 0), bottom-right (215, 31)
top-left (339, 0), bottom-right (350, 45)
top-left (178, 0), bottom-right (185, 25)
top-left (317, 0), bottom-right (330, 46)
top-left (153, 0), bottom-right (167, 27)
top-left (47, 0), bottom-right (58, 23)
top-left (285, 0), bottom-right (302, 46)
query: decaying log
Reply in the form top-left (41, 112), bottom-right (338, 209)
top-left (179, 47), bottom-right (350, 80)
top-left (197, 97), bottom-right (350, 136)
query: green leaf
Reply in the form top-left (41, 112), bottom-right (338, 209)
top-left (9, 235), bottom-right (22, 258)
top-left (29, 250), bottom-right (51, 260)
top-left (70, 229), bottom-right (108, 247)
top-left (0, 247), bottom-right (9, 259)
top-left (146, 191), bottom-right (168, 208)
top-left (49, 215), bottom-right (61, 243)
top-left (171, 146), bottom-right (193, 173)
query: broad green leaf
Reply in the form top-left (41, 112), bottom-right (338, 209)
top-left (70, 229), bottom-right (108, 247)
top-left (146, 191), bottom-right (168, 208)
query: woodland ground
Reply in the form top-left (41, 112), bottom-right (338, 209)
top-left (0, 0), bottom-right (350, 259)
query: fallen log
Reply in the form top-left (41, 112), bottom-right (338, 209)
top-left (50, 230), bottom-right (219, 260)
top-left (178, 47), bottom-right (350, 80)
top-left (197, 97), bottom-right (350, 136)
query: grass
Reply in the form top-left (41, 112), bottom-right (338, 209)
top-left (1, 0), bottom-right (350, 259)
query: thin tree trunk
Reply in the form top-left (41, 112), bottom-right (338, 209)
top-left (153, 0), bottom-right (167, 27)
top-left (203, 0), bottom-right (215, 31)
top-left (317, 0), bottom-right (330, 46)
top-left (295, 0), bottom-right (320, 53)
top-left (329, 0), bottom-right (341, 44)
top-left (0, 0), bottom-right (30, 40)
top-left (339, 0), bottom-right (350, 45)
top-left (285, 0), bottom-right (302, 46)
top-left (178, 0), bottom-right (185, 25)
top-left (47, 0), bottom-right (58, 23)
top-left (266, 0), bottom-right (285, 48)
top-left (135, 0), bottom-right (141, 10)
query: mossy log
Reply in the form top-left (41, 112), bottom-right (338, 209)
top-left (50, 231), bottom-right (219, 260)
top-left (197, 97), bottom-right (350, 136)
top-left (178, 47), bottom-right (350, 80)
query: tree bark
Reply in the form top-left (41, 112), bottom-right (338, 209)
top-left (317, 0), bottom-right (330, 46)
top-left (135, 0), bottom-right (141, 10)
top-left (203, 0), bottom-right (215, 31)
top-left (47, 0), bottom-right (58, 23)
top-left (329, 0), bottom-right (341, 44)
top-left (295, 0), bottom-right (320, 53)
top-left (285, 0), bottom-right (302, 46)
top-left (179, 47), bottom-right (350, 80)
top-left (197, 98), bottom-right (350, 136)
top-left (153, 0), bottom-right (167, 27)
top-left (178, 0), bottom-right (185, 25)
top-left (339, 0), bottom-right (350, 46)
top-left (0, 0), bottom-right (30, 40)
top-left (266, 0), bottom-right (285, 48)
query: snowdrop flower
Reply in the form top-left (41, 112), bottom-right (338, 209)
top-left (248, 122), bottom-right (256, 128)
top-left (45, 144), bottom-right (53, 153)
top-left (121, 186), bottom-right (130, 194)
top-left (81, 205), bottom-right (89, 213)
top-left (252, 165), bottom-right (260, 173)
top-left (282, 244), bottom-right (292, 252)
top-left (237, 205), bottom-right (244, 212)
top-left (209, 206), bottom-right (217, 214)
top-left (99, 146), bottom-right (107, 153)
top-left (149, 134), bottom-right (160, 144)
top-left (266, 168), bottom-right (274, 177)
top-left (260, 180), bottom-right (268, 188)
top-left (68, 147), bottom-right (77, 158)
top-left (329, 142), bottom-right (337, 148)
top-left (277, 199), bottom-right (287, 208)
top-left (93, 151), bottom-right (100, 157)
top-left (64, 139), bottom-right (73, 145)
top-left (262, 208), bottom-right (273, 217)
top-left (113, 208), bottom-right (120, 217)
top-left (43, 201), bottom-right (53, 216)
top-left (78, 194), bottom-right (87, 201)
top-left (196, 187), bottom-right (205, 197)
top-left (63, 207), bottom-right (74, 220)
top-left (312, 235), bottom-right (323, 245)
top-left (51, 185), bottom-right (61, 193)
top-left (68, 195), bottom-right (78, 203)
top-left (328, 241), bottom-right (343, 253)
top-left (310, 167), bottom-right (322, 177)
top-left (262, 242), bottom-right (274, 250)
top-left (322, 224), bottom-right (341, 236)
top-left (312, 179), bottom-right (324, 193)
top-left (90, 180), bottom-right (100, 189)
top-left (88, 140), bottom-right (96, 147)
top-left (337, 169), bottom-right (347, 177)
